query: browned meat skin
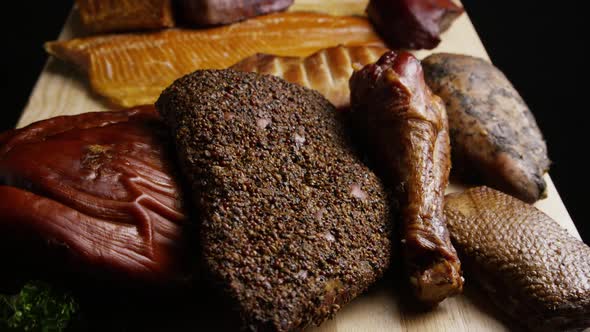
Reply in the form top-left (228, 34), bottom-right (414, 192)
top-left (422, 53), bottom-right (550, 203)
top-left (76, 0), bottom-right (175, 33)
top-left (0, 107), bottom-right (192, 284)
top-left (349, 51), bottom-right (462, 305)
top-left (177, 0), bottom-right (294, 26)
top-left (444, 186), bottom-right (590, 331)
top-left (367, 0), bottom-right (463, 50)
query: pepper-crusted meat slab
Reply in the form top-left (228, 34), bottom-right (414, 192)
top-left (157, 69), bottom-right (392, 331)
top-left (349, 51), bottom-right (462, 305)
top-left (0, 107), bottom-right (192, 284)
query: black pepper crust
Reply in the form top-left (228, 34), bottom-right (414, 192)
top-left (156, 69), bottom-right (392, 331)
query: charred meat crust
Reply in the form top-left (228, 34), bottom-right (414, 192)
top-left (422, 53), bottom-right (550, 203)
top-left (349, 51), bottom-right (462, 305)
top-left (156, 69), bottom-right (392, 331)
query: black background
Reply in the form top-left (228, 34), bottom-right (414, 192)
top-left (1, 2), bottom-right (587, 243)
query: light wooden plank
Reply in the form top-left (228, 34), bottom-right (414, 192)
top-left (16, 1), bottom-right (579, 331)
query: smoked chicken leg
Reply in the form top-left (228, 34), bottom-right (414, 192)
top-left (349, 51), bottom-right (462, 305)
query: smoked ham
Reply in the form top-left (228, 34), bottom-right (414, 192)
top-left (0, 107), bottom-right (192, 284)
top-left (45, 12), bottom-right (384, 108)
top-left (231, 45), bottom-right (389, 108)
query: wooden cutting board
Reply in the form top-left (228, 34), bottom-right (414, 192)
top-left (17, 1), bottom-right (579, 331)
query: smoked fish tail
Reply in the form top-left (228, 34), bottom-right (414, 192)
top-left (231, 45), bottom-right (389, 108)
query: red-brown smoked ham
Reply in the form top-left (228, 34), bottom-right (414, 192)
top-left (0, 106), bottom-right (192, 285)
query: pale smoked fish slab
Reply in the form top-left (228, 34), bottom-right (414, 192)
top-left (19, 1), bottom-right (580, 331)
top-left (45, 12), bottom-right (383, 108)
top-left (288, 0), bottom-right (368, 16)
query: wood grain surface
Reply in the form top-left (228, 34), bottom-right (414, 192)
top-left (17, 1), bottom-right (578, 331)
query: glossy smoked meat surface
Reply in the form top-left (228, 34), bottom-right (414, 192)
top-left (349, 51), bottom-right (462, 305)
top-left (367, 0), bottom-right (463, 49)
top-left (0, 107), bottom-right (191, 284)
top-left (177, 0), bottom-right (294, 26)
top-left (445, 187), bottom-right (590, 331)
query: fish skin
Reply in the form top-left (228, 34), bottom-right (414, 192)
top-left (45, 12), bottom-right (384, 108)
top-left (444, 186), bottom-right (590, 331)
top-left (231, 45), bottom-right (389, 109)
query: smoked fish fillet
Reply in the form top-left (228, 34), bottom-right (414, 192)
top-left (445, 187), bottom-right (590, 331)
top-left (76, 0), bottom-right (175, 33)
top-left (45, 12), bottom-right (384, 108)
top-left (231, 45), bottom-right (389, 108)
top-left (289, 0), bottom-right (368, 16)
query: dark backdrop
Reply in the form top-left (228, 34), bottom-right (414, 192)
top-left (1, 2), bottom-right (587, 243)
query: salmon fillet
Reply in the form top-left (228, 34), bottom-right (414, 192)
top-left (76, 0), bottom-right (175, 33)
top-left (445, 187), bottom-right (590, 331)
top-left (231, 45), bottom-right (389, 108)
top-left (45, 12), bottom-right (384, 108)
top-left (349, 51), bottom-right (462, 305)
